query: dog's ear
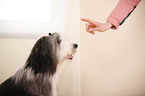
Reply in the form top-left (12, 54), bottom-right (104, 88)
top-left (25, 36), bottom-right (58, 75)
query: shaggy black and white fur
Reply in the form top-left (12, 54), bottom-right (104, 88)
top-left (0, 33), bottom-right (78, 96)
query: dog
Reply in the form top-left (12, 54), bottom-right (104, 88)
top-left (0, 32), bottom-right (78, 96)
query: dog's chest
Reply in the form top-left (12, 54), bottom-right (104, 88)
top-left (21, 79), bottom-right (52, 96)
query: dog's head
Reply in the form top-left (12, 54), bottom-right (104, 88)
top-left (25, 33), bottom-right (78, 76)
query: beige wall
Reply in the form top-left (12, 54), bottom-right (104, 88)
top-left (80, 0), bottom-right (145, 96)
top-left (0, 38), bottom-right (35, 82)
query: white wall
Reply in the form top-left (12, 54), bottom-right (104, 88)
top-left (80, 0), bottom-right (145, 96)
top-left (0, 0), bottom-right (81, 96)
top-left (57, 0), bottom-right (81, 96)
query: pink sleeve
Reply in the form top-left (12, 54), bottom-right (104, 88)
top-left (106, 0), bottom-right (141, 30)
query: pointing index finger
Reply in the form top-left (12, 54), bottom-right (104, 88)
top-left (81, 18), bottom-right (95, 24)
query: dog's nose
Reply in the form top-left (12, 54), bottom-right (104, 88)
top-left (73, 44), bottom-right (78, 48)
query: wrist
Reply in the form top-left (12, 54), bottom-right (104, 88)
top-left (105, 21), bottom-right (113, 29)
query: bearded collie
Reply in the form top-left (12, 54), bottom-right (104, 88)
top-left (0, 33), bottom-right (78, 96)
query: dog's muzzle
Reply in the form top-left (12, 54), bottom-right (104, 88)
top-left (68, 43), bottom-right (78, 60)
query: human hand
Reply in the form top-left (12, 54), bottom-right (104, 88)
top-left (81, 18), bottom-right (113, 35)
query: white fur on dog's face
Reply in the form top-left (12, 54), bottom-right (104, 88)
top-left (59, 40), bottom-right (76, 61)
